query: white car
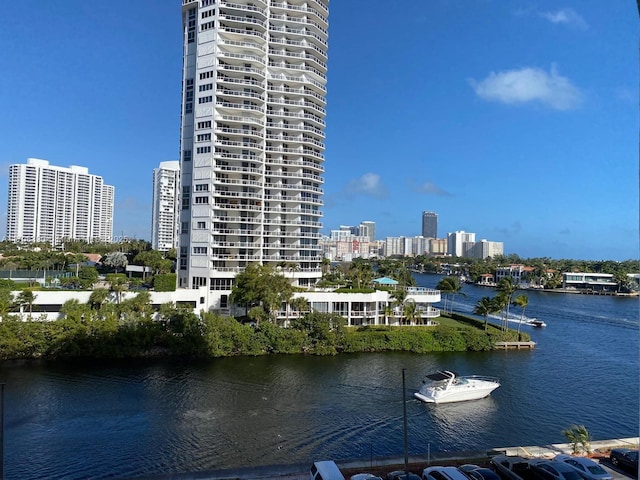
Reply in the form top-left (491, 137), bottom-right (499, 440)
top-left (422, 466), bottom-right (470, 480)
top-left (351, 474), bottom-right (382, 480)
top-left (554, 454), bottom-right (613, 480)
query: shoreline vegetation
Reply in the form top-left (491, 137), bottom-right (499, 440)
top-left (0, 310), bottom-right (529, 361)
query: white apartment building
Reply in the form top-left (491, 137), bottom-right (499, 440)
top-left (6, 158), bottom-right (114, 245)
top-left (447, 231), bottom-right (475, 257)
top-left (360, 221), bottom-right (376, 242)
top-left (178, 0), bottom-right (328, 309)
top-left (464, 239), bottom-right (504, 259)
top-left (151, 161), bottom-right (180, 252)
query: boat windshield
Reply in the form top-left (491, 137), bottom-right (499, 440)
top-left (425, 371), bottom-right (455, 382)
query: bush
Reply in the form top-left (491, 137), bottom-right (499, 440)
top-left (154, 274), bottom-right (177, 292)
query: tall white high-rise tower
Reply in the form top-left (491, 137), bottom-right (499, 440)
top-left (178, 0), bottom-right (328, 307)
top-left (6, 158), bottom-right (114, 245)
top-left (151, 161), bottom-right (180, 252)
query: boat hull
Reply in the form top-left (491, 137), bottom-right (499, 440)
top-left (414, 379), bottom-right (499, 404)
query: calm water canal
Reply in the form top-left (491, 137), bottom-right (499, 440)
top-left (1, 274), bottom-right (638, 479)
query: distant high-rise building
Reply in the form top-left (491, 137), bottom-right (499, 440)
top-left (465, 240), bottom-right (504, 259)
top-left (447, 230), bottom-right (475, 257)
top-left (360, 221), bottom-right (376, 242)
top-left (6, 158), bottom-right (114, 245)
top-left (422, 211), bottom-right (437, 238)
top-left (178, 0), bottom-right (328, 297)
top-left (151, 161), bottom-right (180, 252)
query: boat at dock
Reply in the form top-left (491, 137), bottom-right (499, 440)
top-left (414, 370), bottom-right (500, 404)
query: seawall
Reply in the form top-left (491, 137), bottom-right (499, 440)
top-left (139, 437), bottom-right (639, 480)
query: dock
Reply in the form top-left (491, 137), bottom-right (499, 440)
top-left (494, 341), bottom-right (536, 350)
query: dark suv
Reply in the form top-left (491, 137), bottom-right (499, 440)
top-left (609, 448), bottom-right (638, 473)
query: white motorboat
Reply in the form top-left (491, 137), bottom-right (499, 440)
top-left (414, 370), bottom-right (500, 404)
top-left (526, 319), bottom-right (546, 328)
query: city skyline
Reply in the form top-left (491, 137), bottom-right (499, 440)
top-left (0, 1), bottom-right (637, 261)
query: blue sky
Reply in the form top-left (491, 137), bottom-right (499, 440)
top-left (0, 1), bottom-right (637, 261)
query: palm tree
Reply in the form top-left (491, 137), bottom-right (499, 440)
top-left (473, 296), bottom-right (499, 331)
top-left (512, 294), bottom-right (529, 339)
top-left (447, 276), bottom-right (466, 314)
top-left (0, 289), bottom-right (14, 321)
top-left (436, 277), bottom-right (454, 313)
top-left (390, 287), bottom-right (407, 308)
top-left (497, 277), bottom-right (519, 331)
top-left (492, 293), bottom-right (509, 332)
top-left (402, 299), bottom-right (418, 326)
top-left (107, 274), bottom-right (128, 304)
top-left (382, 303), bottom-right (394, 326)
top-left (321, 257), bottom-right (331, 276)
top-left (89, 288), bottom-right (110, 310)
top-left (437, 276), bottom-right (465, 314)
top-left (16, 289), bottom-right (37, 319)
top-left (289, 296), bottom-right (309, 325)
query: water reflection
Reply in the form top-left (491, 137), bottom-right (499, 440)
top-left (422, 397), bottom-right (499, 447)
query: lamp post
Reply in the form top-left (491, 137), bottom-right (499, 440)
top-left (1, 383), bottom-right (4, 480)
top-left (402, 368), bottom-right (408, 475)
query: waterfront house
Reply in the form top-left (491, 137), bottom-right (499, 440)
top-left (562, 272), bottom-right (617, 293)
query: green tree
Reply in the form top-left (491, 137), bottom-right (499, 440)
top-left (437, 276), bottom-right (465, 314)
top-left (66, 253), bottom-right (88, 276)
top-left (106, 273), bottom-right (128, 304)
top-left (0, 289), bottom-right (15, 321)
top-left (289, 296), bottom-right (310, 324)
top-left (390, 287), bottom-right (408, 325)
top-left (102, 251), bottom-right (128, 273)
top-left (89, 288), bottom-right (110, 310)
top-left (134, 250), bottom-right (172, 278)
top-left (562, 425), bottom-right (591, 455)
top-left (230, 263), bottom-right (294, 323)
top-left (290, 311), bottom-right (345, 355)
top-left (497, 277), bottom-right (519, 331)
top-left (78, 266), bottom-right (99, 289)
top-left (60, 298), bottom-right (88, 323)
top-left (402, 299), bottom-right (419, 326)
top-left (473, 296), bottom-right (499, 331)
top-left (346, 259), bottom-right (374, 289)
top-left (16, 290), bottom-right (37, 319)
top-left (512, 294), bottom-right (529, 339)
top-left (321, 257), bottom-right (331, 276)
top-left (382, 303), bottom-right (394, 326)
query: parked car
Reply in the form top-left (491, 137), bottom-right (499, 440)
top-left (387, 470), bottom-right (421, 480)
top-left (459, 466), bottom-right (502, 480)
top-left (422, 466), bottom-right (470, 480)
top-left (491, 455), bottom-right (537, 480)
top-left (554, 454), bottom-right (612, 480)
top-left (528, 459), bottom-right (586, 480)
top-left (609, 448), bottom-right (639, 473)
top-left (351, 474), bottom-right (382, 480)
top-left (459, 466), bottom-right (482, 473)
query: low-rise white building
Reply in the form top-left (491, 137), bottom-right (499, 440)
top-left (11, 287), bottom-right (210, 321)
top-left (13, 285), bottom-right (442, 329)
top-left (271, 286), bottom-right (441, 327)
top-left (562, 272), bottom-right (617, 292)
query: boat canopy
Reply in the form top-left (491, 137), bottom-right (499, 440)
top-left (425, 371), bottom-right (456, 381)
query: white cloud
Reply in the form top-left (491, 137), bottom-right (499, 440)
top-left (408, 179), bottom-right (452, 196)
top-left (344, 173), bottom-right (388, 198)
top-left (469, 65), bottom-right (582, 110)
top-left (541, 8), bottom-right (588, 29)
